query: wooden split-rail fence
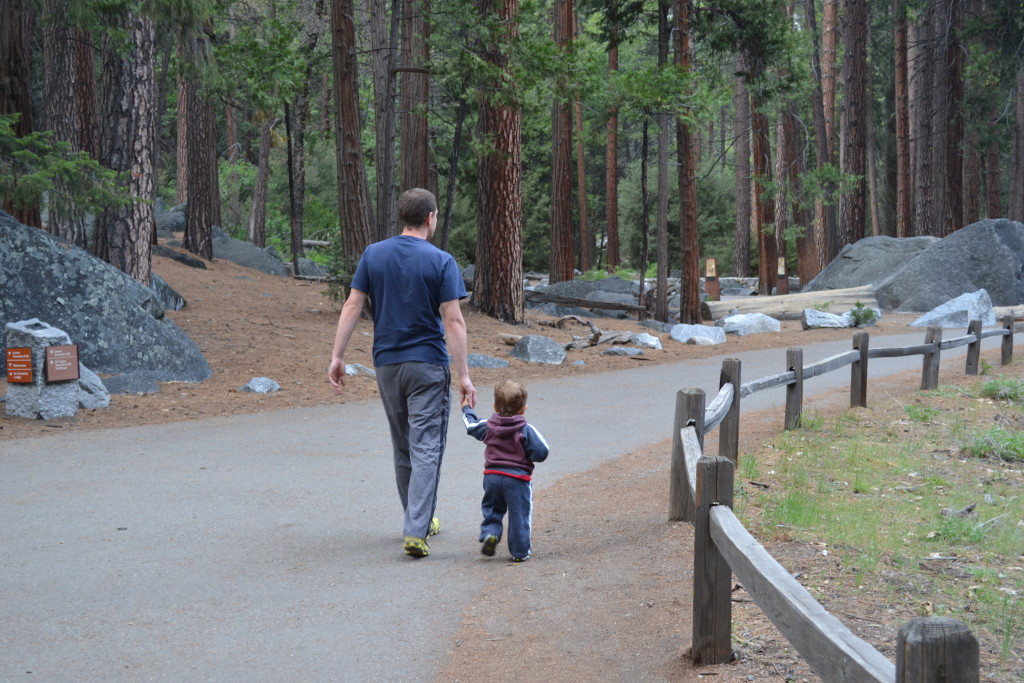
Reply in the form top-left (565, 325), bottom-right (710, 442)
top-left (671, 316), bottom-right (1020, 682)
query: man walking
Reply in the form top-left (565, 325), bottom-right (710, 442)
top-left (328, 188), bottom-right (477, 558)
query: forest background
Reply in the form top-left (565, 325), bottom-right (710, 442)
top-left (2, 0), bottom-right (1024, 325)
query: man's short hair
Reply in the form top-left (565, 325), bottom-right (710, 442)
top-left (494, 379), bottom-right (528, 417)
top-left (397, 188), bottom-right (437, 228)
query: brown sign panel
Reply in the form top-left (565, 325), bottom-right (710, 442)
top-left (45, 345), bottom-right (80, 382)
top-left (6, 347), bottom-right (33, 383)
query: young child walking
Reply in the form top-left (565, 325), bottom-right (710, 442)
top-left (461, 379), bottom-right (550, 562)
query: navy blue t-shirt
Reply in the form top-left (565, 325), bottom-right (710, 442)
top-left (350, 234), bottom-right (467, 367)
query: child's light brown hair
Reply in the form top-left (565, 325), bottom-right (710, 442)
top-left (494, 379), bottom-right (528, 417)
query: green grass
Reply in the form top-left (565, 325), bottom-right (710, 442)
top-left (734, 379), bottom-right (1024, 669)
top-left (979, 377), bottom-right (1024, 402)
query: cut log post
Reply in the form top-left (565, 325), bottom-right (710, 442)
top-left (896, 617), bottom-right (978, 682)
top-left (1002, 315), bottom-right (1014, 366)
top-left (965, 319), bottom-right (982, 375)
top-left (851, 331), bottom-right (869, 408)
top-left (670, 389), bottom-right (705, 523)
top-left (718, 359), bottom-right (741, 464)
top-left (785, 348), bottom-right (803, 430)
top-left (921, 327), bottom-right (942, 390)
top-left (700, 285), bottom-right (878, 321)
top-left (691, 455), bottom-right (734, 666)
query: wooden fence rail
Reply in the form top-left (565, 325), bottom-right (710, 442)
top-left (670, 317), bottom-right (1018, 680)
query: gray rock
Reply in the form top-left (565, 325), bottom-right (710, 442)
top-left (911, 290), bottom-right (996, 328)
top-left (97, 373), bottom-right (160, 395)
top-left (294, 257), bottom-right (328, 278)
top-left (240, 377), bottom-right (281, 393)
top-left (150, 274), bottom-right (185, 312)
top-left (716, 312), bottom-right (781, 336)
top-left (152, 244), bottom-right (207, 270)
top-left (876, 219), bottom-right (1024, 311)
top-left (687, 337), bottom-right (720, 346)
top-left (77, 364), bottom-right (110, 410)
top-left (633, 332), bottom-right (663, 350)
top-left (804, 235), bottom-right (939, 291)
top-left (467, 353), bottom-right (510, 368)
top-left (0, 213), bottom-right (210, 382)
top-left (640, 320), bottom-right (675, 334)
top-left (155, 202), bottom-right (187, 236)
top-left (211, 227), bottom-right (289, 276)
top-left (801, 309), bottom-right (853, 330)
top-left (509, 335), bottom-right (567, 365)
top-left (670, 324), bottom-right (726, 345)
top-left (345, 363), bottom-right (377, 377)
top-left (4, 319), bottom-right (78, 419)
top-left (601, 346), bottom-right (643, 357)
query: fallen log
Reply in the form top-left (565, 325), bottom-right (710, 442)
top-left (993, 305), bottom-right (1024, 320)
top-left (525, 289), bottom-right (645, 313)
top-left (701, 285), bottom-right (879, 322)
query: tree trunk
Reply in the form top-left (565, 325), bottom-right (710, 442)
top-left (181, 26), bottom-right (218, 261)
top-left (94, 9), bottom-right (156, 285)
top-left (247, 116), bottom-right (279, 248)
top-left (675, 0), bottom-right (700, 324)
top-left (549, 0), bottom-right (575, 284)
top-left (331, 0), bottom-right (374, 258)
top-left (605, 40), bottom-right (621, 272)
top-left (752, 103), bottom-right (776, 295)
top-left (894, 0), bottom-right (912, 237)
top-left (733, 60), bottom-right (751, 278)
top-left (473, 0), bottom-right (523, 324)
top-left (575, 98), bottom-right (591, 272)
top-left (399, 0), bottom-right (432, 192)
top-left (944, 0), bottom-right (963, 234)
top-left (176, 72), bottom-right (189, 204)
top-left (0, 0), bottom-right (40, 226)
top-left (985, 141), bottom-right (1002, 218)
top-left (963, 131), bottom-right (981, 225)
top-left (440, 96), bottom-right (467, 251)
top-left (838, 0), bottom-right (868, 248)
top-left (42, 1), bottom-right (96, 248)
top-left (822, 0), bottom-right (838, 161)
top-left (370, 0), bottom-right (398, 241)
top-left (1012, 64), bottom-right (1024, 221)
top-left (653, 0), bottom-right (670, 323)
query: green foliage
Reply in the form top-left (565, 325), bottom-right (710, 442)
top-left (904, 404), bottom-right (939, 423)
top-left (979, 377), bottom-right (1024, 403)
top-left (848, 302), bottom-right (878, 327)
top-left (0, 114), bottom-right (129, 215)
top-left (962, 427), bottom-right (1024, 463)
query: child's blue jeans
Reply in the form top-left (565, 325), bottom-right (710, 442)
top-left (480, 473), bottom-right (533, 560)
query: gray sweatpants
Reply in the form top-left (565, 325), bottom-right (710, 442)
top-left (375, 362), bottom-right (451, 539)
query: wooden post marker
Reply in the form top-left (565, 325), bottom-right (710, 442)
top-left (718, 358), bottom-right (741, 464)
top-left (896, 617), bottom-right (978, 682)
top-left (1001, 315), bottom-right (1014, 366)
top-left (691, 455), bottom-right (734, 665)
top-left (965, 319), bottom-right (982, 375)
top-left (851, 331), bottom-right (869, 408)
top-left (704, 258), bottom-right (721, 301)
top-left (921, 327), bottom-right (942, 390)
top-left (670, 389), bottom-right (705, 523)
top-left (785, 348), bottom-right (803, 430)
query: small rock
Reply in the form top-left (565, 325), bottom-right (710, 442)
top-left (240, 377), bottom-right (280, 393)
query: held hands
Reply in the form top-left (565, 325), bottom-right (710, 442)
top-left (460, 377), bottom-right (477, 409)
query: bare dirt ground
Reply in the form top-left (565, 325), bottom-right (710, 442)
top-left (3, 246), bottom-right (1019, 681)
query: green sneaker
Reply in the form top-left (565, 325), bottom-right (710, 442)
top-left (481, 534), bottom-right (498, 557)
top-left (403, 536), bottom-right (429, 558)
top-left (427, 517), bottom-right (441, 537)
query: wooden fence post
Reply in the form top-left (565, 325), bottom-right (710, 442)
top-left (851, 331), bottom-right (869, 408)
top-left (921, 327), bottom-right (942, 390)
top-left (670, 389), bottom-right (705, 523)
top-left (965, 319), bottom-right (982, 375)
top-left (785, 348), bottom-right (803, 430)
top-left (896, 617), bottom-right (978, 682)
top-left (691, 455), bottom-right (734, 666)
top-left (1002, 315), bottom-right (1014, 366)
top-left (718, 358), bottom-right (741, 464)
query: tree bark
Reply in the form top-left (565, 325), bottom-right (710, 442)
top-left (675, 0), bottom-right (700, 324)
top-left (733, 60), bottom-right (751, 278)
top-left (894, 0), bottom-right (912, 237)
top-left (247, 116), bottom-right (280, 248)
top-left (399, 0), bottom-right (432, 193)
top-left (822, 0), bottom-right (838, 161)
top-left (176, 72), bottom-right (189, 204)
top-left (94, 9), bottom-right (156, 285)
top-left (549, 0), bottom-right (575, 284)
top-left (839, 0), bottom-right (868, 248)
top-left (42, 1), bottom-right (96, 248)
top-left (605, 40), bottom-right (621, 272)
top-left (1012, 64), bottom-right (1024, 221)
top-left (331, 0), bottom-right (374, 258)
top-left (181, 26), bottom-right (218, 261)
top-left (752, 103), bottom-right (776, 295)
top-left (575, 97), bottom-right (591, 272)
top-left (985, 141), bottom-right (1002, 218)
top-left (0, 0), bottom-right (40, 226)
top-left (473, 0), bottom-right (523, 324)
top-left (944, 0), bottom-right (963, 234)
top-left (370, 0), bottom-right (398, 241)
top-left (653, 0), bottom-right (670, 322)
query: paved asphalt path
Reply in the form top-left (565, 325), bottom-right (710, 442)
top-left (0, 330), bottom-right (983, 681)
